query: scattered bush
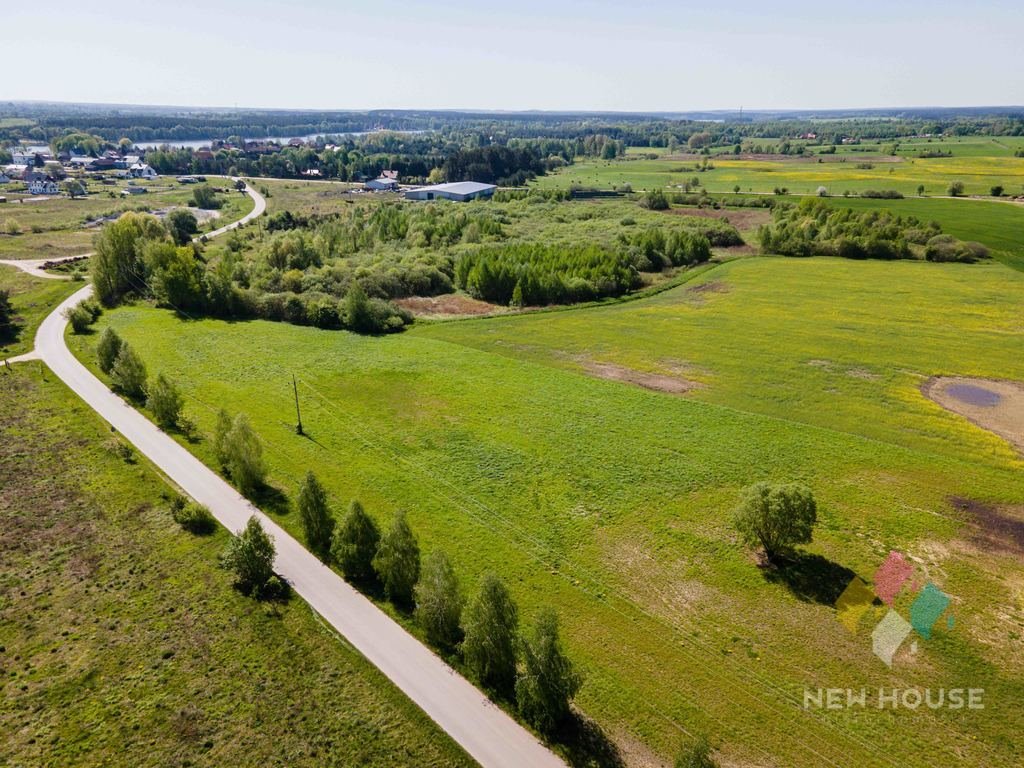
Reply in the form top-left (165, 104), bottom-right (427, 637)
top-left (675, 735), bottom-right (718, 768)
top-left (191, 185), bottom-right (222, 210)
top-left (220, 515), bottom-right (276, 595)
top-left (947, 181), bottom-right (965, 197)
top-left (638, 189), bottom-right (670, 210)
top-left (64, 303), bottom-right (95, 334)
top-left (165, 208), bottom-right (199, 246)
top-left (172, 499), bottom-right (217, 535)
top-left (860, 189), bottom-right (904, 199)
top-left (924, 235), bottom-right (989, 263)
top-left (221, 414), bottom-right (266, 495)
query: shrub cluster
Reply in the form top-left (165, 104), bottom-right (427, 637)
top-left (455, 242), bottom-right (641, 306)
top-left (620, 227), bottom-right (712, 271)
top-left (758, 198), bottom-right (939, 260)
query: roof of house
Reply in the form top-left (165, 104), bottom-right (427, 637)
top-left (409, 181), bottom-right (496, 195)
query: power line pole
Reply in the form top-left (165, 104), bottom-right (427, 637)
top-left (292, 374), bottom-right (304, 435)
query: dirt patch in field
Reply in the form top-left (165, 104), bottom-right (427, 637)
top-left (922, 376), bottom-right (1024, 454)
top-left (688, 279), bottom-right (730, 295)
top-left (949, 496), bottom-right (1024, 556)
top-left (583, 361), bottom-right (703, 395)
top-left (393, 294), bottom-right (507, 318)
top-left (669, 206), bottom-right (771, 232)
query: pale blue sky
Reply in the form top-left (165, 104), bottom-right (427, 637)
top-left (6, 0), bottom-right (1022, 111)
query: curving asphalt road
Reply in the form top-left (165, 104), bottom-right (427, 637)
top-left (21, 181), bottom-right (566, 768)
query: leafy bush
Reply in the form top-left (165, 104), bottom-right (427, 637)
top-left (860, 190), bottom-right (904, 199)
top-left (373, 511), bottom-right (421, 606)
top-left (415, 550), bottom-right (464, 649)
top-left (924, 235), bottom-right (989, 263)
top-left (639, 189), bottom-right (670, 210)
top-left (172, 499), bottom-right (217, 535)
top-left (64, 303), bottom-right (95, 334)
top-left (191, 185), bottom-right (222, 210)
top-left (621, 227), bottom-right (713, 271)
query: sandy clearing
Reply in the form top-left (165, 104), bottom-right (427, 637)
top-left (922, 376), bottom-right (1024, 454)
top-left (583, 361), bottom-right (703, 395)
top-left (394, 293), bottom-right (506, 318)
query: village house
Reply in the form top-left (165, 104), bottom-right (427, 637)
top-left (27, 176), bottom-right (60, 195)
top-left (129, 163), bottom-right (158, 179)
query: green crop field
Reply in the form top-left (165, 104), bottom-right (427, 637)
top-left (0, 368), bottom-right (474, 767)
top-left (68, 252), bottom-right (1024, 766)
top-left (0, 265), bottom-right (80, 357)
top-left (534, 150), bottom-right (1024, 197)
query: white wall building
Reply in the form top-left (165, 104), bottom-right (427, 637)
top-left (404, 181), bottom-right (496, 202)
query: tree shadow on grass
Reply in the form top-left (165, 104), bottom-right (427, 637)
top-left (251, 483), bottom-right (290, 516)
top-left (763, 551), bottom-right (856, 605)
top-left (555, 710), bottom-right (626, 768)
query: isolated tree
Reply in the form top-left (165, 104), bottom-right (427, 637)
top-left (675, 736), bottom-right (718, 768)
top-left (331, 500), bottom-right (380, 582)
top-left (147, 373), bottom-right (184, 430)
top-left (515, 608), bottom-right (581, 735)
top-left (223, 414), bottom-right (266, 495)
top-left (733, 482), bottom-right (817, 563)
top-left (373, 510), bottom-right (421, 605)
top-left (0, 289), bottom-right (13, 339)
top-left (95, 327), bottom-right (123, 373)
top-left (220, 515), bottom-right (276, 595)
top-left (213, 408), bottom-right (234, 469)
top-left (165, 208), bottom-right (199, 246)
top-left (415, 550), bottom-right (464, 648)
top-left (462, 574), bottom-right (519, 696)
top-left (947, 181), bottom-right (965, 197)
top-left (110, 343), bottom-right (148, 400)
top-left (297, 470), bottom-right (334, 560)
top-left (991, 185), bottom-right (1004, 197)
top-left (916, 184), bottom-right (926, 197)
top-left (733, 185), bottom-right (741, 195)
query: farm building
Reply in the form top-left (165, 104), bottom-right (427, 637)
top-left (129, 163), bottom-right (158, 179)
top-left (404, 181), bottom-right (496, 202)
top-left (365, 176), bottom-right (399, 191)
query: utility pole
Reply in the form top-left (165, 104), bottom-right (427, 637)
top-left (292, 374), bottom-right (304, 435)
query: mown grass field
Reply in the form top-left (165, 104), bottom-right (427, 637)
top-left (0, 367), bottom-right (474, 768)
top-left (535, 150), bottom-right (1024, 197)
top-left (0, 180), bottom-right (254, 260)
top-left (69, 253), bottom-right (1024, 766)
top-left (0, 265), bottom-right (79, 357)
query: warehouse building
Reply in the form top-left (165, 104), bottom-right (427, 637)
top-left (404, 181), bottom-right (496, 202)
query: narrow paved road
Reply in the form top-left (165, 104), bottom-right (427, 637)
top-left (24, 182), bottom-right (566, 768)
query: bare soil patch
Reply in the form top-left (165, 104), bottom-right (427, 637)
top-left (949, 496), bottom-right (1024, 556)
top-left (687, 279), bottom-right (730, 295)
top-left (394, 294), bottom-right (507, 318)
top-left (669, 206), bottom-right (771, 232)
top-left (922, 376), bottom-right (1024, 454)
top-left (583, 361), bottom-right (703, 395)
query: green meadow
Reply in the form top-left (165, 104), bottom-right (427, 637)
top-left (69, 252), bottom-right (1024, 766)
top-left (0, 368), bottom-right (473, 768)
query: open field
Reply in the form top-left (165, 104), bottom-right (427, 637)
top-left (0, 367), bottom-right (474, 768)
top-left (68, 252), bottom-right (1024, 766)
top-left (0, 265), bottom-right (80, 357)
top-left (534, 151), bottom-right (1024, 197)
top-left (0, 179), bottom-right (254, 260)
